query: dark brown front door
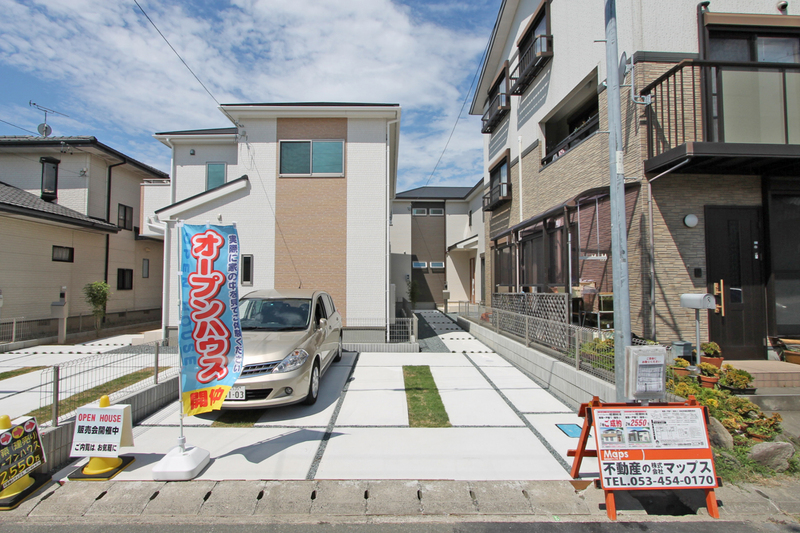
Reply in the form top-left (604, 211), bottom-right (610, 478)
top-left (705, 206), bottom-right (766, 359)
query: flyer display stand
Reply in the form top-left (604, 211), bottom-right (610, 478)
top-left (568, 396), bottom-right (720, 521)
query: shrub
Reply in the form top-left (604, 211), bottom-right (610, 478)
top-left (83, 281), bottom-right (111, 337)
top-left (719, 364), bottom-right (753, 389)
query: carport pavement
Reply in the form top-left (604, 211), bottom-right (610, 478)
top-left (8, 312), bottom-right (799, 524)
top-left (50, 310), bottom-right (596, 482)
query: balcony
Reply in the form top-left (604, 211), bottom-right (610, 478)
top-left (641, 60), bottom-right (800, 176)
top-left (510, 35), bottom-right (553, 95)
top-left (541, 113), bottom-right (600, 166)
top-left (483, 181), bottom-right (511, 211)
top-left (481, 91), bottom-right (510, 134)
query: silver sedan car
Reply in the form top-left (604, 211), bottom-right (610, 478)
top-left (222, 289), bottom-right (343, 409)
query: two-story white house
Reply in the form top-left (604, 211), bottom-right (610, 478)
top-left (391, 180), bottom-right (485, 309)
top-left (471, 0), bottom-right (800, 359)
top-left (0, 136), bottom-right (167, 330)
top-left (141, 103), bottom-right (401, 336)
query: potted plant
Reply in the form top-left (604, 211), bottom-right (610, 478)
top-left (670, 357), bottom-right (691, 377)
top-left (697, 362), bottom-right (720, 388)
top-left (718, 364), bottom-right (756, 394)
top-left (699, 342), bottom-right (723, 368)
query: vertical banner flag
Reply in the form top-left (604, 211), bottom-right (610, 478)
top-left (179, 224), bottom-right (244, 416)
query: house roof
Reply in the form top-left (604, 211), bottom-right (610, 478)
top-left (221, 102), bottom-right (400, 107)
top-left (154, 127), bottom-right (237, 136)
top-left (0, 181), bottom-right (119, 232)
top-left (0, 136), bottom-right (169, 179)
top-left (395, 179), bottom-right (484, 201)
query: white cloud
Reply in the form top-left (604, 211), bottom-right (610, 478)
top-left (0, 0), bottom-right (495, 189)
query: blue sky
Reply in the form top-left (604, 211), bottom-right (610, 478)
top-left (0, 0), bottom-right (500, 192)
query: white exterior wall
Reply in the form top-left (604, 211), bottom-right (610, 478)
top-left (0, 152), bottom-right (92, 215)
top-left (173, 143), bottom-right (238, 201)
top-left (445, 200), bottom-right (470, 245)
top-left (346, 118), bottom-right (389, 321)
top-left (390, 202), bottom-right (412, 254)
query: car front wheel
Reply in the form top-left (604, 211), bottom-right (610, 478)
top-left (303, 360), bottom-right (320, 405)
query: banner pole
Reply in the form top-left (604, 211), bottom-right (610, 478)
top-left (176, 220), bottom-right (185, 453)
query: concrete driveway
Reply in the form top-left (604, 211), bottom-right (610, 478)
top-left (54, 311), bottom-right (598, 482)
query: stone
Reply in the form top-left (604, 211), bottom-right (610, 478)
top-left (714, 450), bottom-right (742, 470)
top-left (747, 442), bottom-right (795, 473)
top-left (708, 416), bottom-right (734, 450)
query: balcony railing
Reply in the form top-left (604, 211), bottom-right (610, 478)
top-left (641, 59), bottom-right (800, 159)
top-left (483, 181), bottom-right (511, 211)
top-left (541, 114), bottom-right (600, 166)
top-left (510, 34), bottom-right (553, 95)
top-left (481, 91), bottom-right (510, 134)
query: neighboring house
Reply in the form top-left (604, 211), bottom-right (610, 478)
top-left (391, 181), bottom-right (485, 308)
top-left (141, 103), bottom-right (401, 335)
top-left (470, 0), bottom-right (800, 359)
top-left (0, 136), bottom-right (167, 325)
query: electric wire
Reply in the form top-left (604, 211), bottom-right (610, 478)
top-left (243, 142), bottom-right (304, 289)
top-left (0, 119), bottom-right (38, 135)
top-left (132, 0), bottom-right (240, 126)
top-left (424, 32), bottom-right (491, 187)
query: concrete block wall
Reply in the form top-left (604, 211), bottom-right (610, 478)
top-left (457, 316), bottom-right (615, 410)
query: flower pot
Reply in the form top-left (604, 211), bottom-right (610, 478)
top-left (698, 375), bottom-right (719, 388)
top-left (671, 367), bottom-right (690, 377)
top-left (700, 356), bottom-right (723, 368)
top-left (719, 384), bottom-right (757, 395)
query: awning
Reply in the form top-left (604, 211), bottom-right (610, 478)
top-left (448, 234), bottom-right (479, 252)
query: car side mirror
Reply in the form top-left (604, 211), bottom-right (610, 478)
top-left (318, 318), bottom-right (328, 331)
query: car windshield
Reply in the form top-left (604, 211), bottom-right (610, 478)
top-left (239, 298), bottom-right (311, 331)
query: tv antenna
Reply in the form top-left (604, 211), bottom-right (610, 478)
top-left (29, 101), bottom-right (69, 137)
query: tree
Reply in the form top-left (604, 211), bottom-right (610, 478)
top-left (406, 278), bottom-right (419, 310)
top-left (83, 281), bottom-right (111, 337)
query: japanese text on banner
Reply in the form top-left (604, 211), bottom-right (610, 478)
top-left (179, 224), bottom-right (244, 416)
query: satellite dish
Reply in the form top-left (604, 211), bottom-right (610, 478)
top-left (37, 123), bottom-right (52, 137)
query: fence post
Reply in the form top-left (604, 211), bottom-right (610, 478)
top-left (412, 316), bottom-right (418, 343)
top-left (525, 315), bottom-right (530, 347)
top-left (154, 342), bottom-right (160, 385)
top-left (575, 327), bottom-right (581, 371)
top-left (51, 365), bottom-right (60, 427)
top-left (11, 318), bottom-right (16, 343)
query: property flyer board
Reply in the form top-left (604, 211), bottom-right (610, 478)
top-left (70, 406), bottom-right (133, 458)
top-left (592, 406), bottom-right (717, 490)
top-left (0, 417), bottom-right (45, 490)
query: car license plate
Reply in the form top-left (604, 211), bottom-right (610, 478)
top-left (227, 386), bottom-right (246, 401)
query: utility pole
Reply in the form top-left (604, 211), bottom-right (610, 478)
top-left (605, 0), bottom-right (632, 401)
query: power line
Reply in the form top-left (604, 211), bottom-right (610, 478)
top-left (424, 34), bottom-right (491, 187)
top-left (132, 0), bottom-right (239, 126)
top-left (0, 119), bottom-right (37, 135)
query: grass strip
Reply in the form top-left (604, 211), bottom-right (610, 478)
top-left (403, 365), bottom-right (451, 428)
top-left (211, 409), bottom-right (269, 428)
top-left (0, 366), bottom-right (46, 381)
top-left (27, 367), bottom-right (159, 424)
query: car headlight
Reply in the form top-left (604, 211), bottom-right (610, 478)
top-left (273, 349), bottom-right (310, 373)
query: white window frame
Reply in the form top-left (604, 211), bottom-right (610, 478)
top-left (412, 208), bottom-right (427, 216)
top-left (279, 140), bottom-right (345, 177)
top-left (429, 208), bottom-right (444, 216)
top-left (241, 254), bottom-right (254, 286)
top-left (430, 261), bottom-right (445, 269)
top-left (142, 258), bottom-right (150, 278)
top-left (412, 261), bottom-right (427, 269)
top-left (206, 162), bottom-right (227, 190)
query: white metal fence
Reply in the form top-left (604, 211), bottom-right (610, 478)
top-left (35, 339), bottom-right (180, 427)
top-left (1, 309), bottom-right (161, 345)
top-left (343, 317), bottom-right (418, 344)
top-left (458, 302), bottom-right (666, 383)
